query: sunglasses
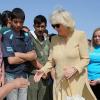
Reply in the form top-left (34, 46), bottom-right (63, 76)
top-left (52, 24), bottom-right (60, 29)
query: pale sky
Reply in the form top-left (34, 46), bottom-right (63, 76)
top-left (0, 0), bottom-right (100, 39)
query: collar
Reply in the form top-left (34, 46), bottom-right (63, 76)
top-left (30, 30), bottom-right (38, 40)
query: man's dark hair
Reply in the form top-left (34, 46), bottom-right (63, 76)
top-left (11, 8), bottom-right (25, 21)
top-left (1, 10), bottom-right (11, 26)
top-left (34, 15), bottom-right (47, 25)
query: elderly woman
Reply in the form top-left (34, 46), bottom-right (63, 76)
top-left (34, 9), bottom-right (96, 100)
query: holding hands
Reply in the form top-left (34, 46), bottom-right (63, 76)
top-left (64, 67), bottom-right (77, 79)
top-left (34, 70), bottom-right (44, 82)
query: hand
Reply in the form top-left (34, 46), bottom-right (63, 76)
top-left (32, 60), bottom-right (43, 69)
top-left (34, 70), bottom-right (44, 82)
top-left (42, 73), bottom-right (48, 79)
top-left (11, 78), bottom-right (30, 88)
top-left (89, 80), bottom-right (99, 86)
top-left (64, 67), bottom-right (77, 79)
top-left (27, 50), bottom-right (37, 60)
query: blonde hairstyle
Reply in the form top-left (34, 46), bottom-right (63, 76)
top-left (91, 27), bottom-right (100, 47)
top-left (49, 8), bottom-right (75, 31)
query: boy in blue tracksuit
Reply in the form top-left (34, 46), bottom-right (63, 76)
top-left (2, 8), bottom-right (37, 100)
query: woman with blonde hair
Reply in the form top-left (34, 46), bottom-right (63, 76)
top-left (88, 28), bottom-right (100, 99)
top-left (34, 8), bottom-right (96, 100)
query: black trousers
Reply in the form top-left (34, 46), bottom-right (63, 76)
top-left (91, 84), bottom-right (100, 100)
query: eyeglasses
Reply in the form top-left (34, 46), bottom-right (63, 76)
top-left (52, 24), bottom-right (60, 29)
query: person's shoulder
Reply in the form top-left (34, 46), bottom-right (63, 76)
top-left (74, 29), bottom-right (85, 35)
top-left (20, 30), bottom-right (30, 37)
top-left (24, 32), bottom-right (30, 37)
top-left (21, 30), bottom-right (31, 41)
top-left (0, 27), bottom-right (11, 35)
top-left (29, 30), bottom-right (37, 39)
top-left (50, 34), bottom-right (58, 41)
top-left (30, 30), bottom-right (34, 35)
top-left (74, 29), bottom-right (86, 39)
top-left (50, 34), bottom-right (59, 45)
top-left (52, 35), bottom-right (58, 39)
top-left (1, 27), bottom-right (13, 40)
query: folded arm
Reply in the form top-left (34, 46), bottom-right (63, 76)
top-left (8, 56), bottom-right (26, 64)
top-left (15, 50), bottom-right (37, 61)
top-left (8, 50), bottom-right (37, 65)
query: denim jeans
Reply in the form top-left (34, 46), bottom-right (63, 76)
top-left (6, 73), bottom-right (28, 100)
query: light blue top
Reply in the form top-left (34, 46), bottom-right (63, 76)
top-left (88, 46), bottom-right (100, 80)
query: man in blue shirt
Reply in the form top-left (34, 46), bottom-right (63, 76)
top-left (2, 8), bottom-right (37, 100)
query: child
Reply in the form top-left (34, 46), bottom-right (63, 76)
top-left (2, 8), bottom-right (37, 100)
top-left (1, 10), bottom-right (12, 28)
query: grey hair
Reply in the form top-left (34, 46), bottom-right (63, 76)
top-left (49, 8), bottom-right (75, 30)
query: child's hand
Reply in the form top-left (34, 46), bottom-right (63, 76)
top-left (11, 78), bottom-right (30, 88)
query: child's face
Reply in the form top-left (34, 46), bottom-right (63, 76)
top-left (11, 18), bottom-right (24, 32)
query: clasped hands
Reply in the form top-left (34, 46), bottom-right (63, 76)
top-left (63, 67), bottom-right (77, 79)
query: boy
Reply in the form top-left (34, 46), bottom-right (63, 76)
top-left (2, 8), bottom-right (37, 100)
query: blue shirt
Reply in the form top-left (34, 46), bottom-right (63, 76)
top-left (2, 29), bottom-right (33, 78)
top-left (88, 46), bottom-right (100, 80)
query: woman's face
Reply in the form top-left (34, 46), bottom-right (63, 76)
top-left (52, 24), bottom-right (69, 37)
top-left (93, 30), bottom-right (100, 46)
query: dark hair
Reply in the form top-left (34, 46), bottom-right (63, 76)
top-left (1, 10), bottom-right (11, 26)
top-left (34, 15), bottom-right (47, 25)
top-left (11, 8), bottom-right (25, 21)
